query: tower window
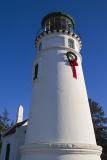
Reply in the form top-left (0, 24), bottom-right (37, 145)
top-left (5, 144), bottom-right (10, 160)
top-left (33, 64), bottom-right (38, 80)
top-left (39, 42), bottom-right (42, 51)
top-left (68, 39), bottom-right (74, 49)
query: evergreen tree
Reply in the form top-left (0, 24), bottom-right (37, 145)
top-left (89, 98), bottom-right (107, 159)
top-left (0, 109), bottom-right (13, 153)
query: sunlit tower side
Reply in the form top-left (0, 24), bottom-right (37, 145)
top-left (21, 12), bottom-right (102, 160)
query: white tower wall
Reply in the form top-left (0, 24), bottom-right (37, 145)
top-left (20, 17), bottom-right (102, 160)
top-left (25, 33), bottom-right (96, 144)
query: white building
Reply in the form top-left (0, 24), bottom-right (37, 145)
top-left (0, 106), bottom-right (28, 160)
top-left (0, 12), bottom-right (102, 160)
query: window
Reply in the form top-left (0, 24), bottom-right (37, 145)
top-left (5, 144), bottom-right (10, 160)
top-left (68, 39), bottom-right (74, 49)
top-left (33, 64), bottom-right (38, 80)
top-left (39, 42), bottom-right (42, 51)
top-left (50, 17), bottom-right (55, 30)
top-left (44, 16), bottom-right (72, 31)
top-left (61, 17), bottom-right (66, 30)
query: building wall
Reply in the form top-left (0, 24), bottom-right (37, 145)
top-left (0, 134), bottom-right (16, 160)
top-left (0, 125), bottom-right (27, 160)
top-left (25, 32), bottom-right (96, 145)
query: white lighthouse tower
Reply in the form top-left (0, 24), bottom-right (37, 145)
top-left (21, 12), bottom-right (102, 160)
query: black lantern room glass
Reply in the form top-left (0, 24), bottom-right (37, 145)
top-left (41, 12), bottom-right (74, 32)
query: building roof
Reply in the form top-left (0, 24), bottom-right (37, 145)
top-left (41, 12), bottom-right (75, 28)
top-left (3, 119), bottom-right (28, 137)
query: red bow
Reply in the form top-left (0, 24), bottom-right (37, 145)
top-left (70, 59), bottom-right (78, 79)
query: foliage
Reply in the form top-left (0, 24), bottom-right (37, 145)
top-left (0, 109), bottom-right (13, 153)
top-left (89, 98), bottom-right (107, 145)
top-left (89, 98), bottom-right (107, 158)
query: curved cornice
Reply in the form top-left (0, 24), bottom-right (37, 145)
top-left (35, 30), bottom-right (82, 49)
top-left (20, 142), bottom-right (102, 156)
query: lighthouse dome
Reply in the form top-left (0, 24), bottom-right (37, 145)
top-left (41, 12), bottom-right (75, 32)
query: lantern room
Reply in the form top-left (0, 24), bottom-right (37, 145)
top-left (41, 12), bottom-right (75, 32)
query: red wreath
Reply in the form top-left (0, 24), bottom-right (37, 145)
top-left (66, 52), bottom-right (78, 79)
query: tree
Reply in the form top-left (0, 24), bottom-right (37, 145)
top-left (0, 109), bottom-right (13, 153)
top-left (89, 98), bottom-right (107, 159)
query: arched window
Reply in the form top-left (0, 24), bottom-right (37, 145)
top-left (68, 39), bottom-right (75, 49)
top-left (5, 143), bottom-right (10, 160)
top-left (39, 42), bottom-right (42, 51)
top-left (33, 64), bottom-right (38, 80)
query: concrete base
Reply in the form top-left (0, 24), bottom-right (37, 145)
top-left (20, 142), bottom-right (102, 160)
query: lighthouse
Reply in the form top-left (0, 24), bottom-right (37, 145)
top-left (21, 12), bottom-right (102, 160)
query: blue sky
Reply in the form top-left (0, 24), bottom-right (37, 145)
top-left (0, 0), bottom-right (107, 121)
